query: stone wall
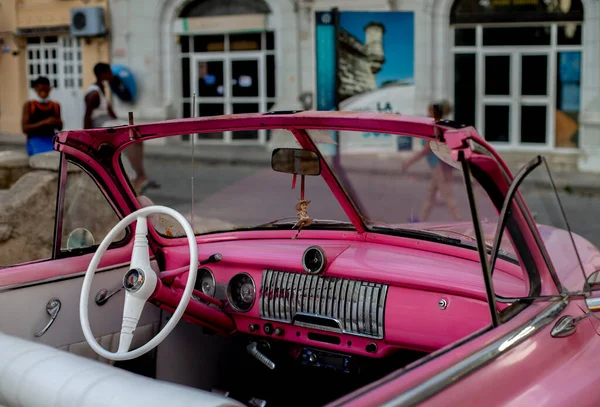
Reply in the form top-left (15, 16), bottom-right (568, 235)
top-left (0, 151), bottom-right (122, 267)
top-left (0, 170), bottom-right (58, 266)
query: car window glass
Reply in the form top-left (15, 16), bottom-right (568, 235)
top-left (517, 158), bottom-right (587, 292)
top-left (311, 132), bottom-right (526, 299)
top-left (61, 162), bottom-right (125, 251)
top-left (126, 130), bottom-right (349, 238)
top-left (0, 154), bottom-right (58, 267)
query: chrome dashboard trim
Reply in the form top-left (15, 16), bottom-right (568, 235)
top-left (260, 269), bottom-right (388, 338)
top-left (302, 245), bottom-right (327, 275)
top-left (227, 272), bottom-right (256, 313)
top-left (379, 299), bottom-right (568, 407)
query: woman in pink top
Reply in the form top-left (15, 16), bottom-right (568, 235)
top-left (401, 101), bottom-right (461, 222)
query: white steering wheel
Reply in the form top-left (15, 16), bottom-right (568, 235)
top-left (79, 205), bottom-right (198, 361)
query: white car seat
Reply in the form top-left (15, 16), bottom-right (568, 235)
top-left (0, 332), bottom-right (244, 407)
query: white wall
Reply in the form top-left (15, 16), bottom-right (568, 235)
top-left (108, 0), bottom-right (436, 124)
top-left (578, 0), bottom-right (600, 172)
top-left (108, 0), bottom-right (300, 124)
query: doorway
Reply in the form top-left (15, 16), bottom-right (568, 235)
top-left (25, 36), bottom-right (84, 131)
top-left (179, 32), bottom-right (276, 144)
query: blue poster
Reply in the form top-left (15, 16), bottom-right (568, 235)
top-left (315, 10), bottom-right (415, 153)
top-left (315, 11), bottom-right (337, 111)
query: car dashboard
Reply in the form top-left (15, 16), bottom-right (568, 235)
top-left (157, 236), bottom-right (525, 371)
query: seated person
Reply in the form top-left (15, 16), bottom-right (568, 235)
top-left (21, 76), bottom-right (63, 156)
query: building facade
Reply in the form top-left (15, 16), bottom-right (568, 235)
top-left (3, 0), bottom-right (599, 172)
top-left (0, 0), bottom-right (111, 135)
top-left (106, 0), bottom-right (600, 172)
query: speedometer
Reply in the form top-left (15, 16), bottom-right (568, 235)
top-left (227, 273), bottom-right (256, 312)
top-left (193, 268), bottom-right (216, 301)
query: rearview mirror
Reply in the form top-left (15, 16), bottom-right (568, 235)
top-left (271, 148), bottom-right (321, 176)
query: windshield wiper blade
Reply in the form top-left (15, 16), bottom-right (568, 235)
top-left (370, 226), bottom-right (462, 245)
top-left (252, 218), bottom-right (354, 229)
top-left (423, 229), bottom-right (509, 256)
top-left (252, 217), bottom-right (298, 228)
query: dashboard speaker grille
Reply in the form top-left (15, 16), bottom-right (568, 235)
top-left (259, 269), bottom-right (388, 338)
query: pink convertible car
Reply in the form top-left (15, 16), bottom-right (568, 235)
top-left (2, 111), bottom-right (600, 407)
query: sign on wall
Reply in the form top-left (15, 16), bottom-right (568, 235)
top-left (315, 10), bottom-right (415, 154)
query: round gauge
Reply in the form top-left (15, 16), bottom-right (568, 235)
top-left (194, 267), bottom-right (216, 299)
top-left (302, 246), bottom-right (326, 274)
top-left (227, 273), bottom-right (256, 312)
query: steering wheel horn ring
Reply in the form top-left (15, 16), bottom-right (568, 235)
top-left (123, 268), bottom-right (146, 293)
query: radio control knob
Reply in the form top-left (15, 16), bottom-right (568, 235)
top-left (309, 353), bottom-right (317, 363)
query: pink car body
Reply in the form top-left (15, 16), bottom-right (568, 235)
top-left (2, 111), bottom-right (600, 407)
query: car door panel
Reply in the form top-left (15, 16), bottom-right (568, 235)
top-left (0, 243), bottom-right (161, 362)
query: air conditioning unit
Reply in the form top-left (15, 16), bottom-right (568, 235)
top-left (70, 7), bottom-right (107, 37)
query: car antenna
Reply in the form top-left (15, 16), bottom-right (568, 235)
top-left (191, 92), bottom-right (196, 233)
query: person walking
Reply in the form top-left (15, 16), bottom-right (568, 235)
top-left (21, 76), bottom-right (63, 156)
top-left (400, 101), bottom-right (462, 222)
top-left (84, 62), bottom-right (159, 194)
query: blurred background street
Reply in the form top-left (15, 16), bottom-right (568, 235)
top-left (2, 0), bottom-right (600, 261)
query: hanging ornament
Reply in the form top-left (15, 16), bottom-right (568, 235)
top-left (292, 174), bottom-right (312, 239)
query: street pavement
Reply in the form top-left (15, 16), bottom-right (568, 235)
top-left (4, 137), bottom-right (600, 250)
top-left (139, 155), bottom-right (600, 251)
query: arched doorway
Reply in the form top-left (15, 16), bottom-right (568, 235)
top-left (176, 0), bottom-right (275, 144)
top-left (450, 0), bottom-right (584, 151)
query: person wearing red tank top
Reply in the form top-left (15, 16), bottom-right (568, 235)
top-left (21, 76), bottom-right (63, 156)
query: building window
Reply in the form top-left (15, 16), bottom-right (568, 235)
top-left (452, 24), bottom-right (582, 149)
top-left (450, 0), bottom-right (584, 150)
top-left (178, 31), bottom-right (276, 144)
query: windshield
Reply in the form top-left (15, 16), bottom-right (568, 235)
top-left (311, 131), bottom-right (515, 257)
top-left (125, 129), bottom-right (348, 237)
top-left (121, 128), bottom-right (515, 261)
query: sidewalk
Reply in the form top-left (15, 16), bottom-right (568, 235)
top-left (2, 131), bottom-right (599, 194)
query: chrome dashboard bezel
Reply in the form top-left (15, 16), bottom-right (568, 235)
top-left (194, 267), bottom-right (216, 298)
top-left (226, 272), bottom-right (256, 312)
top-left (302, 245), bottom-right (327, 275)
top-left (260, 269), bottom-right (388, 339)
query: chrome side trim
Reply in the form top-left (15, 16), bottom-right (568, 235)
top-left (380, 300), bottom-right (567, 407)
top-left (0, 259), bottom-right (152, 293)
